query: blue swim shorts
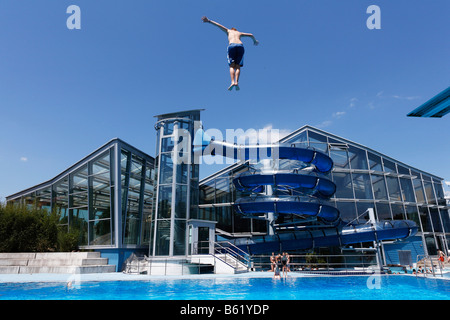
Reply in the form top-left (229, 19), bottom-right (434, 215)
top-left (227, 43), bottom-right (245, 67)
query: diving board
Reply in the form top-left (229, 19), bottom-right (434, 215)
top-left (407, 86), bottom-right (450, 118)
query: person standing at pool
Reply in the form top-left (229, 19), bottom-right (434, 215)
top-left (281, 252), bottom-right (288, 277)
top-left (270, 252), bottom-right (277, 272)
top-left (201, 16), bottom-right (259, 91)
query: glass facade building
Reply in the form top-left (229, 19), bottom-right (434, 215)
top-left (198, 126), bottom-right (450, 263)
top-left (6, 119), bottom-right (450, 268)
top-left (6, 139), bottom-right (155, 269)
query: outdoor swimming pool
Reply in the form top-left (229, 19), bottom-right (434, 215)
top-left (0, 274), bottom-right (449, 300)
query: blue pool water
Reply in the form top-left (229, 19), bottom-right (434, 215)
top-left (0, 275), bottom-right (449, 300)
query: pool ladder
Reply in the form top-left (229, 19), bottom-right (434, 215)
top-left (415, 255), bottom-right (443, 277)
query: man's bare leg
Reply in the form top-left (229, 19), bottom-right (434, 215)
top-left (235, 66), bottom-right (241, 90)
top-left (229, 64), bottom-right (236, 90)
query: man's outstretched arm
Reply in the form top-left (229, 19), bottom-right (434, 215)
top-left (241, 32), bottom-right (259, 46)
top-left (201, 16), bottom-right (228, 33)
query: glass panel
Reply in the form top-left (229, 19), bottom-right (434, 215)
top-left (368, 152), bottom-right (383, 171)
top-left (198, 207), bottom-right (215, 221)
top-left (405, 205), bottom-right (420, 227)
top-left (89, 219), bottom-right (111, 245)
top-left (216, 206), bottom-right (232, 232)
top-left (352, 173), bottom-right (373, 199)
top-left (200, 180), bottom-right (215, 204)
top-left (198, 226), bottom-right (210, 254)
top-left (141, 162), bottom-right (154, 246)
top-left (399, 177), bottom-right (415, 202)
top-left (90, 172), bottom-right (111, 220)
top-left (91, 192), bottom-right (110, 220)
top-left (92, 151), bottom-right (110, 175)
top-left (130, 154), bottom-right (143, 178)
top-left (308, 131), bottom-right (328, 153)
top-left (391, 204), bottom-right (405, 220)
top-left (141, 202), bottom-right (153, 245)
top-left (386, 176), bottom-right (401, 201)
top-left (157, 185), bottom-right (172, 219)
top-left (329, 145), bottom-right (349, 169)
top-left (124, 209), bottom-right (140, 245)
top-left (412, 171), bottom-right (425, 203)
top-left (176, 162), bottom-right (188, 184)
top-left (23, 193), bottom-right (36, 209)
top-left (375, 203), bottom-right (391, 220)
top-left (128, 176), bottom-right (142, 199)
top-left (283, 131), bottom-right (307, 146)
top-left (159, 153), bottom-right (174, 185)
top-left (161, 137), bottom-right (175, 152)
top-left (163, 121), bottom-right (174, 135)
top-left (429, 208), bottom-right (443, 232)
top-left (175, 185), bottom-right (187, 218)
top-left (348, 146), bottom-right (368, 170)
top-left (233, 212), bottom-right (251, 232)
top-left (425, 235), bottom-right (437, 256)
top-left (53, 178), bottom-right (69, 224)
top-left (440, 209), bottom-right (450, 233)
top-left (335, 201), bottom-right (357, 222)
top-left (69, 207), bottom-right (88, 246)
top-left (71, 191), bottom-right (88, 208)
top-left (433, 182), bottom-right (446, 206)
top-left (383, 159), bottom-right (396, 173)
top-left (36, 188), bottom-right (52, 212)
top-left (215, 177), bottom-right (231, 203)
top-left (423, 180), bottom-right (436, 205)
top-left (121, 150), bottom-right (131, 210)
top-left (190, 181), bottom-right (199, 219)
top-left (71, 165), bottom-right (88, 194)
top-left (419, 207), bottom-right (432, 232)
top-left (155, 219), bottom-right (170, 255)
top-left (397, 165), bottom-right (410, 175)
top-left (253, 218), bottom-right (267, 233)
top-left (173, 220), bottom-right (187, 255)
top-left (121, 150), bottom-right (130, 174)
top-left (332, 172), bottom-right (354, 199)
top-left (356, 202), bottom-right (375, 222)
top-left (371, 174), bottom-right (388, 200)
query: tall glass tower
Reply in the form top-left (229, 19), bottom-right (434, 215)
top-left (151, 110), bottom-right (203, 256)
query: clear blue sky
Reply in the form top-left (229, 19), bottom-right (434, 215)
top-left (0, 0), bottom-right (449, 201)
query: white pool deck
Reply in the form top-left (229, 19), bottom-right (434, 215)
top-left (0, 271), bottom-right (302, 283)
top-left (1, 270), bottom-right (448, 283)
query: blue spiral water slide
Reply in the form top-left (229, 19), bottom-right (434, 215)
top-left (194, 129), bottom-right (418, 254)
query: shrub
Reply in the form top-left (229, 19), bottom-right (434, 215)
top-left (0, 203), bottom-right (59, 252)
top-left (57, 227), bottom-right (80, 252)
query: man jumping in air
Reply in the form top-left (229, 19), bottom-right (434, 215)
top-left (202, 16), bottom-right (259, 91)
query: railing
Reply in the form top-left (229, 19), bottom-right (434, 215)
top-left (251, 253), bottom-right (378, 273)
top-left (122, 256), bottom-right (214, 275)
top-left (415, 255), bottom-right (443, 277)
top-left (194, 240), bottom-right (251, 272)
top-left (214, 241), bottom-right (251, 272)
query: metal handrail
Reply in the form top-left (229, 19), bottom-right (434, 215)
top-left (193, 240), bottom-right (251, 272)
top-left (251, 253), bottom-right (378, 272)
top-left (213, 241), bottom-right (250, 271)
top-left (415, 255), bottom-right (443, 277)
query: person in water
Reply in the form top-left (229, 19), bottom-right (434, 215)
top-left (202, 16), bottom-right (259, 90)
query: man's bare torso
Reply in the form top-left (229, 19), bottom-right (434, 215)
top-left (227, 29), bottom-right (243, 44)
